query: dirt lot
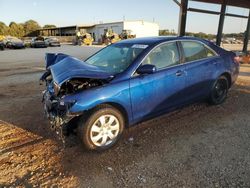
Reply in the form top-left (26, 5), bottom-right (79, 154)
top-left (0, 46), bottom-right (250, 187)
top-left (221, 44), bottom-right (249, 52)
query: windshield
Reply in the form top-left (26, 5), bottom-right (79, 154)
top-left (35, 37), bottom-right (44, 41)
top-left (85, 43), bottom-right (147, 74)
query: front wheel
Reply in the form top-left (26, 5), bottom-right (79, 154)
top-left (208, 75), bottom-right (229, 105)
top-left (78, 105), bottom-right (124, 151)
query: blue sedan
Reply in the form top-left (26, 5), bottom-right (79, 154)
top-left (41, 37), bottom-right (239, 151)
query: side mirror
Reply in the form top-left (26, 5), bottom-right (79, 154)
top-left (136, 64), bottom-right (156, 75)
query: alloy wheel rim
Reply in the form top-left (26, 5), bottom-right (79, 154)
top-left (90, 115), bottom-right (120, 147)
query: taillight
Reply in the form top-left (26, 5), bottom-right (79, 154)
top-left (234, 56), bottom-right (241, 64)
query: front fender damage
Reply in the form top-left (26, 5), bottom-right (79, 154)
top-left (42, 90), bottom-right (82, 143)
top-left (40, 53), bottom-right (112, 144)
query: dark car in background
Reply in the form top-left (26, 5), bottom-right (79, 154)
top-left (4, 37), bottom-right (25, 49)
top-left (45, 37), bottom-right (61, 47)
top-left (41, 37), bottom-right (239, 151)
top-left (0, 41), bottom-right (4, 50)
top-left (31, 36), bottom-right (47, 48)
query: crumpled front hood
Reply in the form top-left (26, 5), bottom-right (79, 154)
top-left (49, 55), bottom-right (113, 86)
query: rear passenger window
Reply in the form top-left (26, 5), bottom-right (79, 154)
top-left (142, 42), bottom-right (180, 69)
top-left (205, 46), bottom-right (217, 57)
top-left (181, 41), bottom-right (216, 62)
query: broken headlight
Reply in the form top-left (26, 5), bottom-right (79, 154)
top-left (59, 100), bottom-right (76, 108)
top-left (58, 100), bottom-right (77, 114)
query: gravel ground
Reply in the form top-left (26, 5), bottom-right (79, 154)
top-left (0, 46), bottom-right (250, 187)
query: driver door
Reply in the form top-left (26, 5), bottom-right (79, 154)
top-left (129, 42), bottom-right (187, 123)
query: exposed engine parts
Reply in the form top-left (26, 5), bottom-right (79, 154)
top-left (60, 78), bottom-right (104, 96)
top-left (41, 70), bottom-right (106, 97)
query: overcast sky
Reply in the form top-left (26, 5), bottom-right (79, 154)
top-left (0, 0), bottom-right (249, 34)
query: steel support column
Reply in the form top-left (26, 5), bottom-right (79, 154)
top-left (243, 10), bottom-right (250, 53)
top-left (216, 0), bottom-right (227, 46)
top-left (178, 0), bottom-right (188, 36)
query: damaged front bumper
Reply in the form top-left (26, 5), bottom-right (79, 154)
top-left (42, 90), bottom-right (78, 133)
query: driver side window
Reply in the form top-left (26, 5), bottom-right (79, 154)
top-left (142, 42), bottom-right (180, 69)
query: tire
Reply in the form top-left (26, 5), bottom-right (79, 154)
top-left (208, 75), bottom-right (229, 105)
top-left (77, 105), bottom-right (125, 151)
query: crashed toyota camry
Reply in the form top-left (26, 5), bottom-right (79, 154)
top-left (40, 37), bottom-right (239, 151)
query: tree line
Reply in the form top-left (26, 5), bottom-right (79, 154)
top-left (0, 20), bottom-right (56, 38)
top-left (159, 29), bottom-right (246, 40)
top-left (0, 20), bottom-right (246, 39)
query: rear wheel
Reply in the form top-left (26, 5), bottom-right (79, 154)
top-left (209, 75), bottom-right (229, 105)
top-left (77, 105), bottom-right (124, 151)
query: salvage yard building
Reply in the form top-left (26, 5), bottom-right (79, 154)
top-left (38, 20), bottom-right (159, 43)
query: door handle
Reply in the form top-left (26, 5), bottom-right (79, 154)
top-left (175, 70), bottom-right (183, 76)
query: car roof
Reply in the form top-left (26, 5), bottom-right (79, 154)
top-left (117, 36), bottom-right (208, 46)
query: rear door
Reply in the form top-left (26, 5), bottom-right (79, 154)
top-left (180, 41), bottom-right (219, 101)
top-left (129, 42), bottom-right (187, 123)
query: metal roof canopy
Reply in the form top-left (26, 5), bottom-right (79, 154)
top-left (193, 0), bottom-right (250, 9)
top-left (174, 0), bottom-right (250, 52)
